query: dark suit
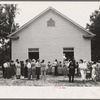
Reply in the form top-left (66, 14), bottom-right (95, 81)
top-left (68, 60), bottom-right (76, 82)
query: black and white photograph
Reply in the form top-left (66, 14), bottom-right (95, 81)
top-left (0, 1), bottom-right (100, 99)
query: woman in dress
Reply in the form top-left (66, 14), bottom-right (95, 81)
top-left (63, 62), bottom-right (67, 77)
top-left (16, 61), bottom-right (21, 79)
top-left (3, 61), bottom-right (8, 79)
top-left (47, 61), bottom-right (52, 75)
top-left (92, 61), bottom-right (97, 81)
top-left (79, 59), bottom-right (87, 81)
top-left (58, 61), bottom-right (63, 75)
top-left (36, 59), bottom-right (41, 80)
top-left (63, 60), bottom-right (70, 77)
top-left (31, 59), bottom-right (36, 79)
top-left (41, 60), bottom-right (47, 80)
top-left (51, 62), bottom-right (55, 76)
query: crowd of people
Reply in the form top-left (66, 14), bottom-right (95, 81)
top-left (2, 59), bottom-right (64, 80)
top-left (2, 57), bottom-right (100, 83)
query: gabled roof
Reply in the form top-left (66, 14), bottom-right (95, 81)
top-left (7, 6), bottom-right (95, 38)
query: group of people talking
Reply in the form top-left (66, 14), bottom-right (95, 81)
top-left (64, 58), bottom-right (99, 82)
top-left (3, 59), bottom-right (47, 80)
top-left (2, 58), bottom-right (99, 82)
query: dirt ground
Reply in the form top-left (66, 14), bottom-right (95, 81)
top-left (0, 75), bottom-right (100, 86)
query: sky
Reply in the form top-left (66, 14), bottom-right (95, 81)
top-left (2, 1), bottom-right (100, 28)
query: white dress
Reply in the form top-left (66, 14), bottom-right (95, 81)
top-left (79, 63), bottom-right (87, 80)
top-left (92, 64), bottom-right (96, 79)
top-left (16, 63), bottom-right (21, 76)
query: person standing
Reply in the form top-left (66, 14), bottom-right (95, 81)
top-left (6, 60), bottom-right (11, 79)
top-left (58, 61), bottom-right (63, 75)
top-left (63, 53), bottom-right (67, 63)
top-left (20, 61), bottom-right (25, 76)
top-left (24, 59), bottom-right (28, 78)
top-left (27, 59), bottom-right (32, 80)
top-left (76, 62), bottom-right (80, 77)
top-left (83, 60), bottom-right (88, 79)
top-left (63, 62), bottom-right (67, 77)
top-left (16, 61), bottom-right (21, 79)
top-left (79, 59), bottom-right (87, 81)
top-left (2, 63), bottom-right (5, 78)
top-left (47, 61), bottom-right (52, 75)
top-left (88, 61), bottom-right (92, 79)
top-left (51, 62), bottom-right (55, 76)
top-left (68, 59), bottom-right (76, 82)
top-left (92, 61), bottom-right (97, 81)
top-left (31, 59), bottom-right (36, 79)
top-left (41, 60), bottom-right (46, 80)
top-left (3, 61), bottom-right (8, 79)
top-left (10, 60), bottom-right (16, 79)
top-left (63, 60), bottom-right (70, 77)
top-left (54, 59), bottom-right (58, 76)
top-left (15, 59), bottom-right (19, 66)
top-left (36, 59), bottom-right (41, 80)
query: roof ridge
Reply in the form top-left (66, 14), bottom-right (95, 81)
top-left (8, 6), bottom-right (95, 38)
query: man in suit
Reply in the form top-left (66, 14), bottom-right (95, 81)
top-left (68, 58), bottom-right (76, 82)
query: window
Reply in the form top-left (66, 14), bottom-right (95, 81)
top-left (47, 18), bottom-right (55, 27)
top-left (63, 48), bottom-right (74, 52)
top-left (28, 48), bottom-right (39, 52)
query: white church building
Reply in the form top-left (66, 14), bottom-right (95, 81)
top-left (8, 6), bottom-right (95, 63)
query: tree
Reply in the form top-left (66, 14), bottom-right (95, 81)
top-left (0, 4), bottom-right (19, 66)
top-left (86, 7), bottom-right (100, 61)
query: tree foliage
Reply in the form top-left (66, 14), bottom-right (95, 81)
top-left (0, 4), bottom-right (19, 65)
top-left (86, 7), bottom-right (100, 61)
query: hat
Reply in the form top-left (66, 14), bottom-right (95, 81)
top-left (32, 59), bottom-right (35, 62)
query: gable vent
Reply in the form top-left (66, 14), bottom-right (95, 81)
top-left (47, 18), bottom-right (55, 26)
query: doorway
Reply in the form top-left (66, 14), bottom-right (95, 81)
top-left (28, 48), bottom-right (39, 61)
top-left (63, 52), bottom-right (74, 60)
top-left (29, 52), bottom-right (39, 61)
